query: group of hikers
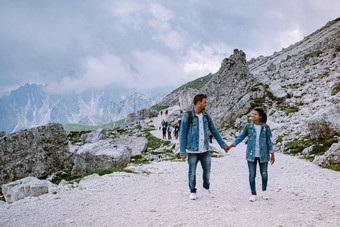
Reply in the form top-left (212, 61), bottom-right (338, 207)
top-left (160, 119), bottom-right (180, 140)
top-left (160, 94), bottom-right (275, 202)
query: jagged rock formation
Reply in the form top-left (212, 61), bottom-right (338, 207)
top-left (0, 131), bottom-right (5, 137)
top-left (0, 123), bottom-right (70, 189)
top-left (156, 17), bottom-right (340, 166)
top-left (158, 18), bottom-right (340, 136)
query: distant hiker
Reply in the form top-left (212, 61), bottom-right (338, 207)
top-left (174, 123), bottom-right (180, 139)
top-left (162, 123), bottom-right (167, 139)
top-left (226, 108), bottom-right (275, 202)
top-left (161, 110), bottom-right (163, 116)
top-left (167, 124), bottom-right (172, 140)
top-left (209, 132), bottom-right (213, 143)
top-left (165, 110), bottom-right (168, 115)
top-left (180, 94), bottom-right (229, 200)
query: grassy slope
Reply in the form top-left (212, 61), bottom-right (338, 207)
top-left (63, 119), bottom-right (126, 131)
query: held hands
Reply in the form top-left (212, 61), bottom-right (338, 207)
top-left (180, 155), bottom-right (187, 162)
top-left (224, 144), bottom-right (233, 153)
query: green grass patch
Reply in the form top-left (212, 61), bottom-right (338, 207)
top-left (50, 165), bottom-right (82, 185)
top-left (286, 106), bottom-right (299, 114)
top-left (284, 136), bottom-right (338, 157)
top-left (150, 105), bottom-right (169, 112)
top-left (250, 98), bottom-right (265, 108)
top-left (144, 131), bottom-right (171, 150)
top-left (90, 168), bottom-right (136, 176)
top-left (324, 164), bottom-right (340, 171)
top-left (331, 84), bottom-right (340, 95)
top-left (63, 119), bottom-right (125, 131)
top-left (211, 150), bottom-right (224, 158)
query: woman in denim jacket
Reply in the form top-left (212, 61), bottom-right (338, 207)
top-left (227, 108), bottom-right (275, 202)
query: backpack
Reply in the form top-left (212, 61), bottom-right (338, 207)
top-left (186, 110), bottom-right (211, 129)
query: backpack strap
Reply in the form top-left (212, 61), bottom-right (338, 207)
top-left (246, 123), bottom-right (251, 135)
top-left (186, 110), bottom-right (211, 129)
top-left (187, 111), bottom-right (193, 127)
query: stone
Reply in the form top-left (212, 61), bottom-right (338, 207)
top-left (71, 139), bottom-right (132, 176)
top-left (126, 113), bottom-right (138, 124)
top-left (115, 135), bottom-right (148, 156)
top-left (307, 104), bottom-right (340, 139)
top-left (0, 123), bottom-right (70, 190)
top-left (313, 143), bottom-right (340, 166)
top-left (137, 108), bottom-right (158, 120)
top-left (2, 177), bottom-right (51, 203)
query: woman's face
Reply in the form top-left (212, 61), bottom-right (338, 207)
top-left (251, 110), bottom-right (262, 122)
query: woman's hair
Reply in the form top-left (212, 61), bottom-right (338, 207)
top-left (254, 108), bottom-right (267, 123)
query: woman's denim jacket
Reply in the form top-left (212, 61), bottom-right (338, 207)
top-left (179, 108), bottom-right (227, 156)
top-left (232, 122), bottom-right (275, 163)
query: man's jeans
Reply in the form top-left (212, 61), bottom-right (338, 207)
top-left (188, 151), bottom-right (211, 193)
top-left (247, 157), bottom-right (268, 195)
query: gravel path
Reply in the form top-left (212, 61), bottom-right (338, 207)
top-left (0, 113), bottom-right (339, 226)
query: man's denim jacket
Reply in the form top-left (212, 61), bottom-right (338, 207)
top-left (179, 108), bottom-right (227, 156)
top-left (232, 122), bottom-right (275, 163)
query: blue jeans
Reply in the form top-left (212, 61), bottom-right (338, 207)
top-left (247, 158), bottom-right (268, 195)
top-left (188, 151), bottom-right (211, 193)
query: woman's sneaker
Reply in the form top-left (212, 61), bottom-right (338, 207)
top-left (262, 191), bottom-right (269, 200)
top-left (189, 193), bottom-right (198, 200)
top-left (249, 195), bottom-right (257, 202)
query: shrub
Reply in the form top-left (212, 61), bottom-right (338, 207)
top-left (331, 84), bottom-right (340, 95)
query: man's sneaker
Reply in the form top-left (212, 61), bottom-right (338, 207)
top-left (189, 193), bottom-right (197, 200)
top-left (262, 191), bottom-right (269, 200)
top-left (249, 195), bottom-right (257, 202)
top-left (204, 189), bottom-right (214, 198)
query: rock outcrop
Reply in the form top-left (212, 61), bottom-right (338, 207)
top-left (70, 129), bottom-right (148, 176)
top-left (313, 142), bottom-right (340, 166)
top-left (2, 177), bottom-right (51, 203)
top-left (0, 123), bottom-right (70, 189)
top-left (307, 104), bottom-right (340, 139)
top-left (137, 108), bottom-right (158, 120)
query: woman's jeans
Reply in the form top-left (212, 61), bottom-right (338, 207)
top-left (247, 158), bottom-right (268, 195)
top-left (188, 151), bottom-right (211, 193)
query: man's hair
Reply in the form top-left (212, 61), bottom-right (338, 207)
top-left (193, 94), bottom-right (207, 105)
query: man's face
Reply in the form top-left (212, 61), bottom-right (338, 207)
top-left (199, 98), bottom-right (207, 111)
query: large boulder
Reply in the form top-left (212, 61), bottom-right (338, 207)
top-left (0, 123), bottom-right (70, 189)
top-left (126, 113), bottom-right (138, 124)
top-left (115, 135), bottom-right (148, 156)
top-left (2, 177), bottom-right (51, 203)
top-left (313, 143), bottom-right (340, 166)
top-left (137, 108), bottom-right (158, 120)
top-left (71, 139), bottom-right (132, 176)
top-left (307, 104), bottom-right (340, 139)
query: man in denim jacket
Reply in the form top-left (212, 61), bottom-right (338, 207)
top-left (180, 94), bottom-right (229, 200)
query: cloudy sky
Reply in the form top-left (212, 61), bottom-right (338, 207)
top-left (0, 0), bottom-right (339, 97)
